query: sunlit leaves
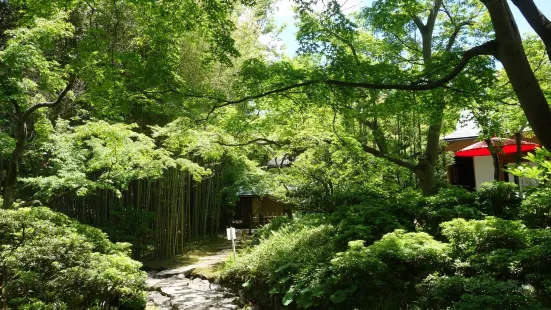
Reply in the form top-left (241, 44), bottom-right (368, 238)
top-left (0, 207), bottom-right (146, 308)
top-left (507, 147), bottom-right (551, 185)
top-left (363, 0), bottom-right (429, 35)
top-left (24, 119), bottom-right (174, 197)
top-left (0, 11), bottom-right (73, 109)
top-left (0, 132), bottom-right (15, 157)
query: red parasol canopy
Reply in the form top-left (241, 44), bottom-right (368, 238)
top-left (455, 137), bottom-right (540, 157)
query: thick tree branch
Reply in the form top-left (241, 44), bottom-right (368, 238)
top-left (203, 81), bottom-right (318, 118)
top-left (511, 0), bottom-right (551, 62)
top-left (325, 40), bottom-right (496, 90)
top-left (361, 119), bottom-right (387, 153)
top-left (413, 16), bottom-right (426, 32)
top-left (362, 143), bottom-right (416, 170)
top-left (483, 0), bottom-right (551, 151)
top-left (426, 0), bottom-right (444, 35)
top-left (446, 21), bottom-right (473, 52)
top-left (201, 41), bottom-right (497, 120)
top-left (217, 138), bottom-right (286, 147)
top-left (22, 75), bottom-right (76, 121)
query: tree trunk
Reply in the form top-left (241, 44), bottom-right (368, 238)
top-left (415, 0), bottom-right (444, 196)
top-left (416, 162), bottom-right (438, 196)
top-left (284, 203), bottom-right (293, 219)
top-left (485, 138), bottom-right (500, 181)
top-left (415, 95), bottom-right (444, 196)
top-left (514, 132), bottom-right (522, 185)
top-left (510, 0), bottom-right (551, 64)
top-left (483, 0), bottom-right (551, 151)
top-left (2, 122), bottom-right (25, 209)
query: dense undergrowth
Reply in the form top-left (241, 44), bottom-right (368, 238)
top-left (222, 182), bottom-right (551, 309)
top-left (0, 207), bottom-right (146, 309)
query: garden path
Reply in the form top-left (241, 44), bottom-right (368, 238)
top-left (145, 230), bottom-right (247, 310)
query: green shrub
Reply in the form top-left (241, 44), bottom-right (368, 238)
top-left (0, 207), bottom-right (146, 309)
top-left (439, 218), bottom-right (551, 307)
top-left (253, 216), bottom-right (292, 242)
top-left (417, 274), bottom-right (543, 309)
top-left (325, 230), bottom-right (450, 309)
top-left (416, 187), bottom-right (483, 236)
top-left (232, 228), bottom-right (450, 309)
top-left (225, 190), bottom-right (551, 309)
top-left (520, 188), bottom-right (551, 228)
top-left (329, 201), bottom-right (415, 250)
top-left (477, 182), bottom-right (522, 219)
top-left (330, 187), bottom-right (391, 210)
top-left (368, 230), bottom-right (450, 270)
top-left (442, 217), bottom-right (528, 255)
top-left (515, 229), bottom-right (551, 306)
top-left (440, 217), bottom-right (529, 278)
top-left (222, 215), bottom-right (336, 309)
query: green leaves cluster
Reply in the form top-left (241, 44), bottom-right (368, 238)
top-left (0, 207), bottom-right (146, 309)
top-left (0, 11), bottom-right (73, 112)
top-left (508, 147), bottom-right (551, 186)
top-left (24, 119), bottom-right (173, 198)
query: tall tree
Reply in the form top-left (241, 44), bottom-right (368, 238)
top-left (217, 0), bottom-right (493, 195)
top-left (203, 0), bottom-right (551, 194)
top-left (483, 0), bottom-right (551, 152)
top-left (0, 13), bottom-right (75, 208)
top-left (0, 0), bottom-right (260, 208)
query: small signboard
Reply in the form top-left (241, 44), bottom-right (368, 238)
top-left (226, 227), bottom-right (236, 240)
top-left (226, 227), bottom-right (237, 260)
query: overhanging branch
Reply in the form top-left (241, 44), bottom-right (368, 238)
top-left (22, 75), bottom-right (76, 121)
top-left (217, 138), bottom-right (286, 147)
top-left (362, 143), bottom-right (416, 171)
top-left (511, 0), bottom-right (551, 62)
top-left (201, 40), bottom-right (496, 119)
top-left (446, 21), bottom-right (473, 52)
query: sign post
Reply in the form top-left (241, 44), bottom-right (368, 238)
top-left (226, 227), bottom-right (237, 261)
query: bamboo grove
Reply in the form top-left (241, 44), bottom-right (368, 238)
top-left (49, 166), bottom-right (224, 260)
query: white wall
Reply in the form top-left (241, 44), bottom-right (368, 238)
top-left (473, 156), bottom-right (495, 190)
top-left (474, 156), bottom-right (540, 190)
top-left (507, 162), bottom-right (540, 190)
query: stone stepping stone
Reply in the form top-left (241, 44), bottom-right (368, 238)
top-left (146, 248), bottom-right (242, 309)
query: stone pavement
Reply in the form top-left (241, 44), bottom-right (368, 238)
top-left (146, 231), bottom-right (249, 310)
top-left (146, 272), bottom-right (239, 310)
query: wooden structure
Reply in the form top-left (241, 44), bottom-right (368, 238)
top-left (233, 194), bottom-right (289, 228)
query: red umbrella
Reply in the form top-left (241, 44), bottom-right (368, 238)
top-left (455, 137), bottom-right (539, 157)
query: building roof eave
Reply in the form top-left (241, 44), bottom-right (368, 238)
top-left (443, 135), bottom-right (479, 142)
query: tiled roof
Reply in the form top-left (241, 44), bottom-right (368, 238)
top-left (443, 111), bottom-right (480, 141)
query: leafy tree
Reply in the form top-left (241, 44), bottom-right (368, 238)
top-left (205, 0), bottom-right (496, 195)
top-left (23, 119), bottom-right (174, 199)
top-left (508, 147), bottom-right (551, 186)
top-left (196, 0), bottom-right (551, 196)
top-left (0, 11), bottom-right (75, 208)
top-left (0, 0), bottom-right (266, 207)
